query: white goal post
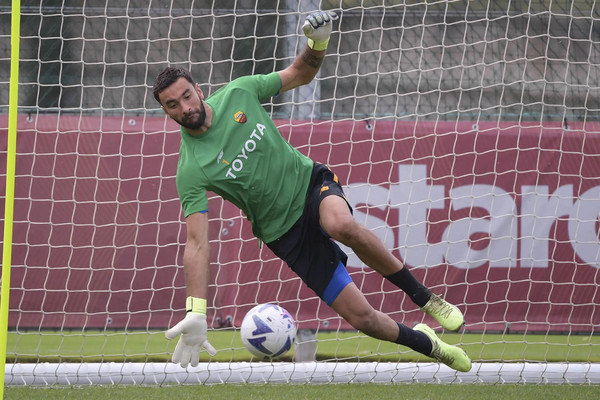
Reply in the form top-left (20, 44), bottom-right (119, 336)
top-left (1, 0), bottom-right (599, 386)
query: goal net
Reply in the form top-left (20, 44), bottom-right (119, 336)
top-left (1, 0), bottom-right (599, 386)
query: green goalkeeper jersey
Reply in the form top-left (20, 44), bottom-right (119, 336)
top-left (176, 72), bottom-right (314, 243)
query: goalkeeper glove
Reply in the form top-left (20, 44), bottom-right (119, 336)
top-left (165, 297), bottom-right (217, 368)
top-left (302, 10), bottom-right (339, 51)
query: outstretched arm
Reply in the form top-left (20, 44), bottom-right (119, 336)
top-left (165, 212), bottom-right (216, 368)
top-left (181, 212), bottom-right (211, 299)
top-left (278, 11), bottom-right (338, 93)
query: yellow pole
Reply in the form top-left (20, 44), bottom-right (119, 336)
top-left (1, 0), bottom-right (21, 395)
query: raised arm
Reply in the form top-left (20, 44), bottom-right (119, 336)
top-left (278, 11), bottom-right (338, 93)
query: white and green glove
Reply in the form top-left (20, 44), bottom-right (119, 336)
top-left (302, 10), bottom-right (339, 51)
top-left (165, 297), bottom-right (217, 368)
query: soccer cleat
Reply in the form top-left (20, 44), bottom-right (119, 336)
top-left (414, 323), bottom-right (472, 372)
top-left (420, 294), bottom-right (465, 332)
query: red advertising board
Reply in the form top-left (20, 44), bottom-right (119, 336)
top-left (1, 115), bottom-right (599, 333)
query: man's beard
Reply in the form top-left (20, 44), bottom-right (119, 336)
top-left (178, 101), bottom-right (207, 130)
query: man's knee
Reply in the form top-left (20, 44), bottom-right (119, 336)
top-left (345, 307), bottom-right (379, 333)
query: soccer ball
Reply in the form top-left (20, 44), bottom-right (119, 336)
top-left (240, 303), bottom-right (297, 359)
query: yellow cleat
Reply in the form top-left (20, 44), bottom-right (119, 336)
top-left (414, 323), bottom-right (472, 372)
top-left (420, 294), bottom-right (465, 332)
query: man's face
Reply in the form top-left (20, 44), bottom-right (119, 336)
top-left (159, 77), bottom-right (206, 131)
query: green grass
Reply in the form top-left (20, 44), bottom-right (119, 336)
top-left (4, 383), bottom-right (600, 400)
top-left (5, 330), bottom-right (599, 399)
top-left (6, 329), bottom-right (600, 363)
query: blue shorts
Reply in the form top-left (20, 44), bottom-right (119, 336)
top-left (266, 163), bottom-right (353, 305)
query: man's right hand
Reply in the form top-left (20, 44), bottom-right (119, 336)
top-left (165, 313), bottom-right (217, 368)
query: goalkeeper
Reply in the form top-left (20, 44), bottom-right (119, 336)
top-left (152, 10), bottom-right (471, 373)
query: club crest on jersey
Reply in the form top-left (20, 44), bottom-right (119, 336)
top-left (234, 111), bottom-right (247, 123)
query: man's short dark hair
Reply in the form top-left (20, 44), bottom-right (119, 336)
top-left (153, 66), bottom-right (195, 104)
